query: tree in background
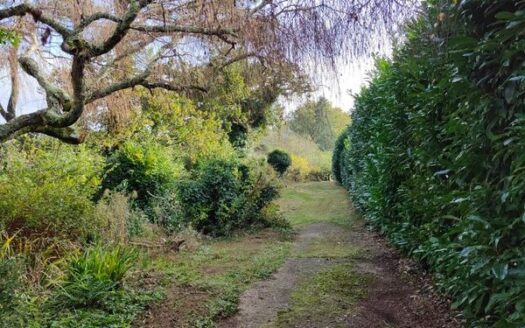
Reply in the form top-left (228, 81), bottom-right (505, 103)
top-left (289, 97), bottom-right (350, 151)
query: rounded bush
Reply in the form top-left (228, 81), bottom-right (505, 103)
top-left (267, 149), bottom-right (291, 176)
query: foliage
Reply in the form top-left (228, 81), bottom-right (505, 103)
top-left (253, 127), bottom-right (333, 181)
top-left (53, 246), bottom-right (137, 308)
top-left (0, 139), bottom-right (103, 239)
top-left (140, 92), bottom-right (235, 166)
top-left (267, 149), bottom-right (292, 176)
top-left (286, 154), bottom-right (310, 181)
top-left (177, 158), bottom-right (282, 236)
top-left (289, 97), bottom-right (350, 151)
top-left (0, 28), bottom-right (19, 46)
top-left (197, 63), bottom-right (300, 148)
top-left (0, 257), bottom-right (24, 313)
top-left (334, 1), bottom-right (525, 325)
top-left (48, 288), bottom-right (162, 328)
top-left (101, 139), bottom-right (182, 210)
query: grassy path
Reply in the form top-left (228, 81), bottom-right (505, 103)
top-left (136, 182), bottom-right (458, 327)
top-left (220, 182), bottom-right (459, 328)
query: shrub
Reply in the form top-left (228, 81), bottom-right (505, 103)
top-left (147, 191), bottom-right (183, 233)
top-left (336, 2), bottom-right (525, 326)
top-left (332, 129), bottom-right (349, 184)
top-left (177, 159), bottom-right (282, 236)
top-left (307, 168), bottom-right (331, 182)
top-left (53, 246), bottom-right (137, 308)
top-left (0, 140), bottom-right (103, 239)
top-left (237, 160), bottom-right (283, 228)
top-left (286, 154), bottom-right (310, 182)
top-left (101, 140), bottom-right (181, 210)
top-left (177, 159), bottom-right (241, 236)
top-left (287, 154), bottom-right (331, 182)
top-left (267, 149), bottom-right (291, 176)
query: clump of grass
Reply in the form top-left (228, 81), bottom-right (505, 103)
top-left (297, 237), bottom-right (360, 258)
top-left (53, 246), bottom-right (138, 308)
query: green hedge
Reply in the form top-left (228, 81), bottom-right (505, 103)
top-left (334, 1), bottom-right (525, 326)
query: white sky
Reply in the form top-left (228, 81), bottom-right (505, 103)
top-left (313, 59), bottom-right (375, 112)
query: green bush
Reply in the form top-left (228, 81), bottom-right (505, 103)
top-left (332, 129), bottom-right (349, 184)
top-left (53, 246), bottom-right (137, 308)
top-left (0, 140), bottom-right (103, 238)
top-left (334, 1), bottom-right (525, 326)
top-left (177, 159), bottom-right (282, 236)
top-left (267, 149), bottom-right (292, 176)
top-left (101, 140), bottom-right (181, 211)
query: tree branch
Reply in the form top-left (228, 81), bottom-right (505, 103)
top-left (86, 70), bottom-right (150, 103)
top-left (0, 110), bottom-right (46, 143)
top-left (6, 47), bottom-right (19, 122)
top-left (18, 56), bottom-right (72, 112)
top-left (78, 13), bottom-right (122, 30)
top-left (0, 4), bottom-right (71, 38)
top-left (131, 25), bottom-right (238, 39)
top-left (34, 126), bottom-right (83, 144)
top-left (140, 82), bottom-right (208, 93)
top-left (88, 0), bottom-right (153, 58)
top-left (0, 103), bottom-right (8, 122)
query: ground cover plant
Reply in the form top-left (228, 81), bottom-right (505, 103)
top-left (333, 1), bottom-right (525, 326)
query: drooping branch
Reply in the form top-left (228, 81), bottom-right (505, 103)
top-left (0, 46), bottom-right (19, 122)
top-left (18, 57), bottom-right (73, 112)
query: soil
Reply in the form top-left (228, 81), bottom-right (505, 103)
top-left (134, 284), bottom-right (210, 328)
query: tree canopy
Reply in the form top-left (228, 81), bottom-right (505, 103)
top-left (288, 97), bottom-right (350, 151)
top-left (0, 0), bottom-right (415, 144)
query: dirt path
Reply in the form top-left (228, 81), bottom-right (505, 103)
top-left (219, 224), bottom-right (344, 328)
top-left (219, 182), bottom-right (460, 328)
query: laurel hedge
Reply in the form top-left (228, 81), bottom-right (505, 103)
top-left (333, 1), bottom-right (525, 326)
